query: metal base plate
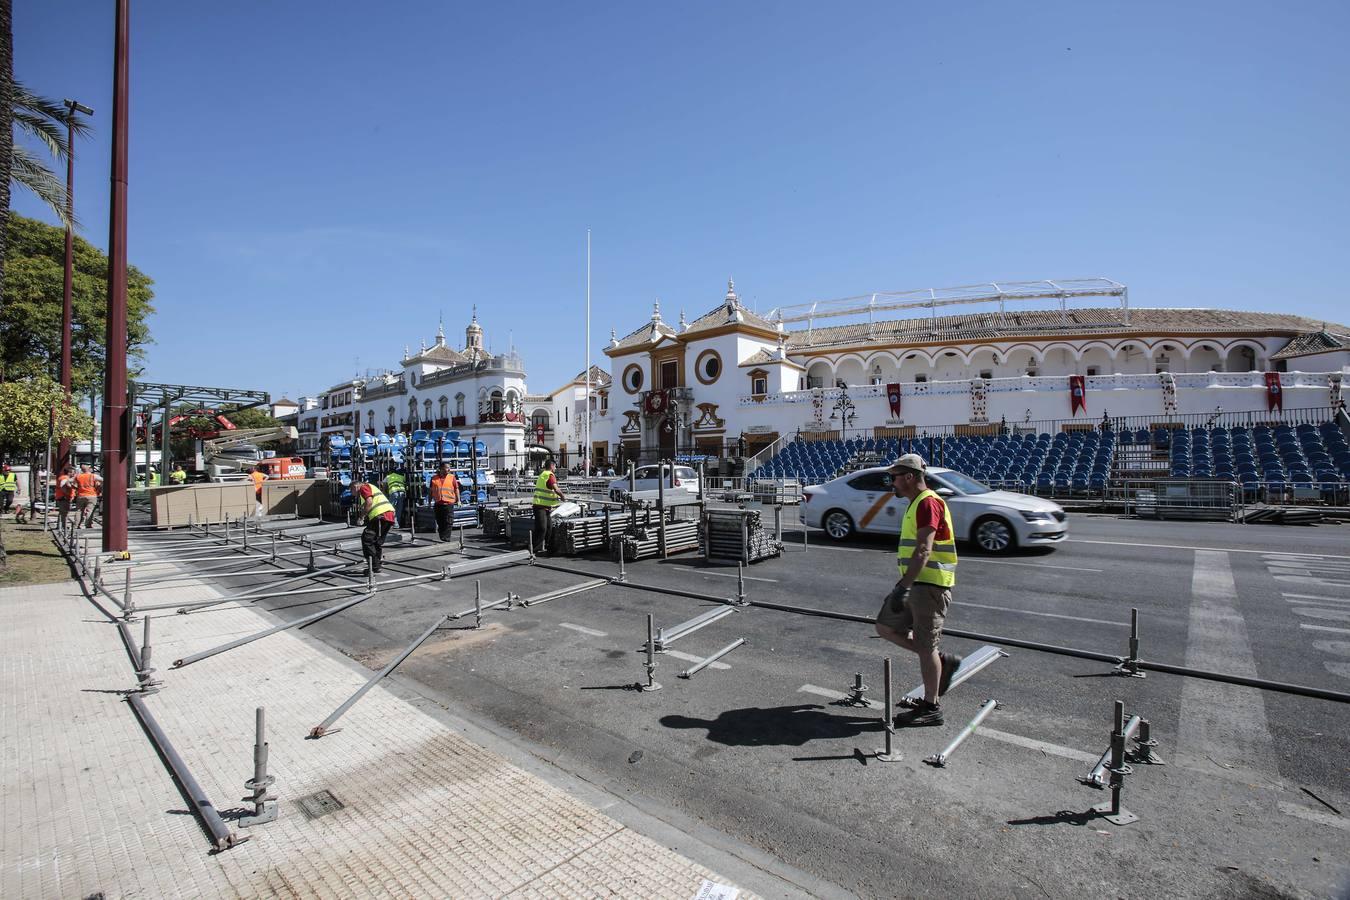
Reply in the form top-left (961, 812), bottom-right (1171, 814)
top-left (639, 682), bottom-right (662, 692)
top-left (238, 804), bottom-right (278, 827)
top-left (875, 751), bottom-right (903, 762)
top-left (1091, 801), bottom-right (1138, 825)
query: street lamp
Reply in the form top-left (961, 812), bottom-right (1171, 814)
top-left (829, 385), bottom-right (857, 430)
top-left (57, 98), bottom-right (93, 472)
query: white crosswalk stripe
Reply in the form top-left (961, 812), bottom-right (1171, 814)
top-left (1265, 554), bottom-right (1350, 682)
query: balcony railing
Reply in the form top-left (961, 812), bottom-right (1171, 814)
top-left (480, 411), bottom-right (525, 424)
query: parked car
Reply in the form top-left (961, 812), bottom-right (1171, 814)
top-left (801, 466), bottom-right (1067, 553)
top-left (608, 464), bottom-right (701, 501)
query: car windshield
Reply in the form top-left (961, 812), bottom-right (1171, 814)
top-left (930, 470), bottom-right (993, 495)
top-left (676, 467), bottom-right (696, 479)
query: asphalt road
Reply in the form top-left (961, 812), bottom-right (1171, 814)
top-left (184, 511), bottom-right (1350, 899)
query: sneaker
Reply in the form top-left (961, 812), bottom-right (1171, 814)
top-left (938, 653), bottom-right (963, 696)
top-left (894, 700), bottom-right (944, 727)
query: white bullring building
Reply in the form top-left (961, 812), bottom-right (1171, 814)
top-left (601, 278), bottom-right (1348, 464)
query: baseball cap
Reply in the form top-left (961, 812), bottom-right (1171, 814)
top-left (885, 453), bottom-right (927, 476)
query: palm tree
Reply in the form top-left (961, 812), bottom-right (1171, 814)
top-left (1, 0), bottom-right (12, 570)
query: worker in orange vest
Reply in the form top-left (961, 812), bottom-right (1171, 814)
top-left (246, 466), bottom-right (266, 517)
top-left (74, 464), bottom-right (102, 528)
top-left (54, 465), bottom-right (78, 532)
top-left (429, 462), bottom-right (460, 541)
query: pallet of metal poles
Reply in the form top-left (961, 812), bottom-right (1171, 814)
top-left (703, 508), bottom-right (782, 564)
top-left (553, 514), bottom-right (612, 556)
top-left (610, 519), bottom-right (699, 561)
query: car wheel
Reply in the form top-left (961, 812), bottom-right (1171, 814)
top-left (972, 516), bottom-right (1017, 554)
top-left (822, 509), bottom-right (855, 541)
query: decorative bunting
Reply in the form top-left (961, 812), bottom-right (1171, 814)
top-left (886, 383), bottom-right (902, 419)
top-left (1069, 374), bottom-right (1087, 416)
top-left (1264, 372), bottom-right (1283, 412)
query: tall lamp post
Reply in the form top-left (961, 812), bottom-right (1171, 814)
top-left (57, 98), bottom-right (93, 473)
top-left (101, 0), bottom-right (130, 552)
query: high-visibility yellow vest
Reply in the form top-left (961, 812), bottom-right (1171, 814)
top-left (898, 488), bottom-right (958, 588)
top-left (0, 473), bottom-right (15, 492)
top-left (170, 470), bottom-right (187, 484)
top-left (533, 470), bottom-right (560, 508)
top-left (362, 485), bottom-right (395, 521)
top-left (384, 472), bottom-right (407, 493)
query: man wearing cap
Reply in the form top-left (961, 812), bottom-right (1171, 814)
top-left (876, 453), bottom-right (962, 727)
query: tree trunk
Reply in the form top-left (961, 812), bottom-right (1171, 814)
top-left (1, 0), bottom-right (15, 570)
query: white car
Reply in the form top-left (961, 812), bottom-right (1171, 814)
top-left (608, 464), bottom-right (701, 501)
top-left (802, 466), bottom-right (1067, 553)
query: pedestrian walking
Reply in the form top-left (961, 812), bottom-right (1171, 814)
top-left (383, 466), bottom-right (409, 527)
top-left (874, 453), bottom-right (962, 727)
top-left (429, 463), bottom-right (460, 541)
top-left (55, 465), bottom-right (77, 532)
top-left (0, 465), bottom-right (16, 513)
top-left (351, 476), bottom-right (395, 573)
top-left (531, 458), bottom-right (565, 556)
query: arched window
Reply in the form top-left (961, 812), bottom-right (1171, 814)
top-left (408, 398), bottom-right (418, 425)
top-left (490, 389), bottom-right (503, 415)
top-left (455, 393), bottom-right (465, 418)
top-left (366, 410), bottom-right (374, 432)
top-left (423, 399), bottom-right (432, 422)
top-left (438, 396), bottom-right (448, 420)
top-left (386, 406), bottom-right (395, 428)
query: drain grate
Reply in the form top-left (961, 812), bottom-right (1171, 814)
top-left (296, 789), bottom-right (345, 819)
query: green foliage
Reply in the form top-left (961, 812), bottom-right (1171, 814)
top-left (0, 375), bottom-right (93, 457)
top-left (8, 82), bottom-right (89, 227)
top-left (1, 214), bottom-right (155, 395)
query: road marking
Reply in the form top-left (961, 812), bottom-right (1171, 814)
top-left (962, 558), bottom-right (1103, 574)
top-left (665, 649), bottom-right (731, 670)
top-left (418, 583), bottom-right (440, 591)
top-left (1177, 550), bottom-right (1280, 785)
top-left (1069, 538), bottom-right (1350, 561)
top-left (1301, 623), bottom-right (1350, 635)
top-left (559, 623), bottom-right (607, 637)
top-left (795, 687), bottom-right (1098, 763)
top-left (1273, 575), bottom-right (1350, 590)
top-left (1291, 607), bottom-right (1350, 623)
top-left (958, 601), bottom-right (1128, 628)
top-left (1278, 801), bottom-right (1350, 831)
top-left (808, 545), bottom-right (866, 553)
top-left (978, 727), bottom-right (1100, 764)
top-left (699, 570), bottom-right (779, 584)
top-left (1284, 593), bottom-right (1350, 607)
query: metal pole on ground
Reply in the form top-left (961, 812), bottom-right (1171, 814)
top-left (1114, 607), bottom-right (1145, 677)
top-left (1090, 700), bottom-right (1138, 825)
top-left (876, 657), bottom-right (901, 762)
top-left (924, 699), bottom-right (998, 767)
top-left (640, 614), bottom-right (661, 692)
top-left (238, 707), bottom-right (277, 826)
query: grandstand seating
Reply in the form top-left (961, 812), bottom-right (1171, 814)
top-left (750, 418), bottom-right (1350, 501)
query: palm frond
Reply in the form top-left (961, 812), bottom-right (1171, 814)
top-left (11, 82), bottom-right (92, 158)
top-left (10, 143), bottom-right (76, 228)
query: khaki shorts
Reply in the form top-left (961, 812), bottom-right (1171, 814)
top-left (876, 582), bottom-right (952, 651)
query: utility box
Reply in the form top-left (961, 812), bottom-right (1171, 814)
top-left (261, 478), bottom-right (326, 517)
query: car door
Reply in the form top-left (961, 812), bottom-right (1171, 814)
top-left (924, 473), bottom-right (970, 537)
top-left (845, 471), bottom-right (904, 534)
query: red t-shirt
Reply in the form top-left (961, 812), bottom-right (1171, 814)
top-left (356, 484), bottom-right (395, 522)
top-left (913, 496), bottom-right (951, 542)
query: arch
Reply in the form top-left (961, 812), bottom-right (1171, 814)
top-left (1000, 343), bottom-right (1047, 366)
top-left (438, 395), bottom-right (449, 420)
top-left (1077, 340), bottom-right (1121, 361)
top-left (832, 354), bottom-right (867, 386)
top-left (454, 393), bottom-right (465, 418)
top-left (1219, 340), bottom-right (1264, 372)
top-left (805, 359), bottom-right (833, 389)
top-left (863, 351), bottom-right (899, 385)
top-left (1181, 340), bottom-right (1225, 372)
top-left (386, 405), bottom-right (396, 428)
top-left (965, 345), bottom-right (1002, 367)
top-left (1039, 341), bottom-right (1084, 363)
top-left (407, 397), bottom-right (418, 424)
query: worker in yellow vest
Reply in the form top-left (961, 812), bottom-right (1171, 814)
top-left (0, 465), bottom-right (16, 513)
top-left (531, 458), bottom-right (565, 556)
top-left (428, 463), bottom-right (460, 541)
top-left (352, 476), bottom-right (396, 573)
top-left (874, 454), bottom-right (961, 728)
top-left (170, 464), bottom-right (187, 485)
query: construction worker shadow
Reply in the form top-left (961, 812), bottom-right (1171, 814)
top-left (660, 704), bottom-right (880, 747)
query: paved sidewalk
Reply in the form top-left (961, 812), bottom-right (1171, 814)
top-left (0, 565), bottom-right (761, 899)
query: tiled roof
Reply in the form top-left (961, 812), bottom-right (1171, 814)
top-left (406, 344), bottom-right (469, 364)
top-left (784, 307), bottom-right (1350, 351)
top-left (572, 364), bottom-right (612, 385)
top-left (682, 301), bottom-right (778, 337)
top-left (1270, 329), bottom-right (1350, 360)
top-left (611, 319), bottom-right (678, 351)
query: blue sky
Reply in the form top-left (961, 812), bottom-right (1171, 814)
top-left (14, 1), bottom-right (1350, 401)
